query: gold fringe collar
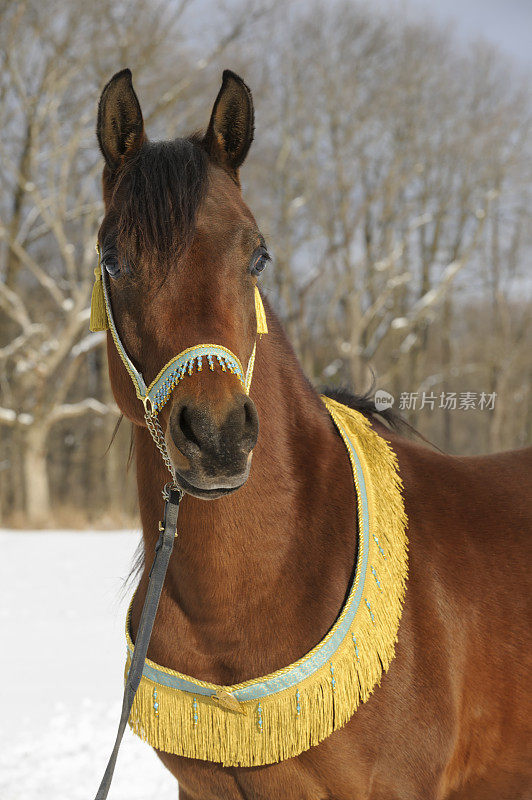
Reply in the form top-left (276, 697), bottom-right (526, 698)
top-left (125, 396), bottom-right (408, 766)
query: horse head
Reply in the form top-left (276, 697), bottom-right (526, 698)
top-left (96, 69), bottom-right (266, 499)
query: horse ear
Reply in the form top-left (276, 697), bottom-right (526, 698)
top-left (97, 69), bottom-right (145, 170)
top-left (203, 70), bottom-right (254, 179)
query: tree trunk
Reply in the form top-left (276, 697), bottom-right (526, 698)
top-left (23, 424), bottom-right (51, 526)
top-left (441, 295), bottom-right (453, 452)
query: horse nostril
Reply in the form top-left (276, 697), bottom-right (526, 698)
top-left (244, 400), bottom-right (253, 428)
top-left (242, 398), bottom-right (259, 448)
top-left (178, 405), bottom-right (202, 449)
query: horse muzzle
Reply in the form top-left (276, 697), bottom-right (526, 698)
top-left (166, 393), bottom-right (258, 499)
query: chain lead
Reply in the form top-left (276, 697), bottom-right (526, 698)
top-left (145, 409), bottom-right (179, 490)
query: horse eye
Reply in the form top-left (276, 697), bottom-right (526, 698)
top-left (250, 247), bottom-right (270, 277)
top-left (102, 255), bottom-right (120, 278)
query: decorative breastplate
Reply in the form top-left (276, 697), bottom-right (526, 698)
top-left (124, 396), bottom-right (408, 767)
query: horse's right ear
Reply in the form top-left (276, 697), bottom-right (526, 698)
top-left (97, 69), bottom-right (144, 170)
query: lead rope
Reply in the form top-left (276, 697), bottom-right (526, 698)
top-left (93, 412), bottom-right (182, 800)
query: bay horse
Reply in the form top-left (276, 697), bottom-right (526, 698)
top-left (96, 68), bottom-right (532, 799)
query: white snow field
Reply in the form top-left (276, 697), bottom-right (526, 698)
top-left (0, 530), bottom-right (178, 799)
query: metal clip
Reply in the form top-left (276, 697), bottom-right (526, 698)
top-left (143, 396), bottom-right (154, 417)
top-left (212, 689), bottom-right (247, 715)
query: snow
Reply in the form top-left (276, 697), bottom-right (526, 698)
top-left (0, 529), bottom-right (178, 799)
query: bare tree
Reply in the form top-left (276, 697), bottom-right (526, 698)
top-left (0, 0), bottom-right (267, 523)
top-left (1, 0), bottom-right (530, 525)
top-left (250, 2), bottom-right (531, 452)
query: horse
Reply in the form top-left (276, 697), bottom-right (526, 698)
top-left (95, 68), bottom-right (532, 800)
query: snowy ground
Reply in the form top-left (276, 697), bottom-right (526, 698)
top-left (0, 530), bottom-right (178, 799)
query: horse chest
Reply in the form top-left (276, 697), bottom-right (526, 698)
top-left (158, 750), bottom-right (361, 800)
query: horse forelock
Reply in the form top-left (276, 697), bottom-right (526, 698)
top-left (107, 136), bottom-right (208, 269)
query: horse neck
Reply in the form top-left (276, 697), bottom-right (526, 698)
top-left (134, 306), bottom-right (356, 679)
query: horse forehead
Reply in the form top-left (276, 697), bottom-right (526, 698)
top-left (193, 222), bottom-right (258, 264)
top-left (193, 199), bottom-right (259, 263)
top-left (197, 165), bottom-right (256, 231)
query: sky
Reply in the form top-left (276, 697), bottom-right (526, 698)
top-left (190, 0), bottom-right (531, 76)
top-left (377, 0), bottom-right (532, 66)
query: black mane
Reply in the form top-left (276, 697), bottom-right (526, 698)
top-left (113, 137), bottom-right (208, 263)
top-left (322, 385), bottom-right (439, 448)
top-left (321, 386), bottom-right (404, 431)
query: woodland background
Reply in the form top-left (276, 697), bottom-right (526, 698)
top-left (1, 0), bottom-right (531, 526)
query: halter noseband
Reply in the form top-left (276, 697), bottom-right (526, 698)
top-left (89, 244), bottom-right (268, 479)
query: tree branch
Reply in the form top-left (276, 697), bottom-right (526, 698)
top-left (49, 398), bottom-right (119, 423)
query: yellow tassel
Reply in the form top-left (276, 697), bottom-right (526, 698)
top-left (125, 398), bottom-right (408, 767)
top-left (255, 286), bottom-right (268, 335)
top-left (89, 264), bottom-right (109, 332)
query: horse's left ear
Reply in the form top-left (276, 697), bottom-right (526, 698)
top-left (203, 70), bottom-right (254, 180)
